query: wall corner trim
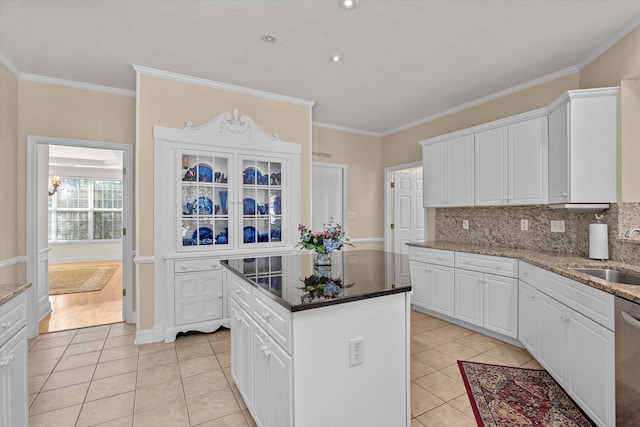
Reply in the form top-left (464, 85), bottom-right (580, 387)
top-left (0, 51), bottom-right (20, 77)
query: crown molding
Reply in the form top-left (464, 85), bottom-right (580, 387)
top-left (133, 65), bottom-right (315, 108)
top-left (0, 51), bottom-right (20, 78)
top-left (312, 121), bottom-right (382, 138)
top-left (20, 74), bottom-right (136, 97)
top-left (383, 66), bottom-right (578, 137)
top-left (577, 12), bottom-right (640, 70)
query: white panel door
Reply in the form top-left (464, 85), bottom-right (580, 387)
top-left (393, 172), bottom-right (424, 287)
top-left (509, 116), bottom-right (548, 205)
top-left (311, 164), bottom-right (344, 231)
top-left (483, 274), bottom-right (518, 338)
top-left (454, 269), bottom-right (483, 327)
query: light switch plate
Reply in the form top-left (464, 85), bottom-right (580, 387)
top-left (462, 220), bottom-right (469, 230)
top-left (520, 219), bottom-right (529, 231)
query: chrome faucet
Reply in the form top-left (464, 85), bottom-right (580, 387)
top-left (624, 228), bottom-right (640, 238)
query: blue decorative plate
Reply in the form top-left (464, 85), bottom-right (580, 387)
top-left (243, 198), bottom-right (256, 215)
top-left (243, 226), bottom-right (256, 243)
top-left (243, 167), bottom-right (256, 184)
top-left (193, 196), bottom-right (213, 216)
top-left (197, 164), bottom-right (213, 182)
top-left (193, 227), bottom-right (214, 245)
top-left (182, 237), bottom-right (196, 246)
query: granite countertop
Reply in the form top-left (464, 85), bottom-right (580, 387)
top-left (223, 249), bottom-right (411, 312)
top-left (408, 241), bottom-right (640, 304)
top-left (0, 282), bottom-right (32, 306)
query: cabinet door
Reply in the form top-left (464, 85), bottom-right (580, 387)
top-left (230, 299), bottom-right (253, 409)
top-left (179, 150), bottom-right (232, 251)
top-left (483, 274), bottom-right (518, 338)
top-left (566, 310), bottom-right (615, 427)
top-left (240, 157), bottom-right (285, 248)
top-left (447, 135), bottom-right (475, 206)
top-left (268, 337), bottom-right (292, 427)
top-left (518, 281), bottom-right (537, 354)
top-left (430, 264), bottom-right (454, 317)
top-left (535, 291), bottom-right (566, 385)
top-left (509, 116), bottom-right (548, 205)
top-left (475, 126), bottom-right (508, 206)
top-left (454, 269), bottom-right (483, 327)
top-left (252, 322), bottom-right (270, 427)
top-left (409, 262), bottom-right (429, 309)
top-left (175, 271), bottom-right (223, 326)
top-left (548, 104), bottom-right (569, 204)
top-left (423, 142), bottom-right (446, 207)
top-left (1, 327), bottom-right (28, 427)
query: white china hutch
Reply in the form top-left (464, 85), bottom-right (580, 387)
top-left (153, 110), bottom-right (301, 342)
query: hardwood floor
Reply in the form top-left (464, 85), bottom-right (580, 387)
top-left (39, 260), bottom-right (123, 334)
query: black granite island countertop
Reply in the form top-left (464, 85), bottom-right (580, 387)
top-left (222, 249), bottom-right (411, 312)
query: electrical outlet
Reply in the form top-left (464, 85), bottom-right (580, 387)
top-left (462, 219), bottom-right (469, 230)
top-left (550, 220), bottom-right (565, 233)
top-left (520, 219), bottom-right (529, 231)
top-left (349, 337), bottom-right (364, 366)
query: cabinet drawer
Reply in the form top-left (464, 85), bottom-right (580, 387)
top-left (252, 290), bottom-right (292, 355)
top-left (228, 272), bottom-right (253, 312)
top-left (174, 258), bottom-right (221, 274)
top-left (409, 247), bottom-right (454, 267)
top-left (455, 252), bottom-right (518, 278)
top-left (519, 261), bottom-right (614, 330)
top-left (0, 292), bottom-right (27, 348)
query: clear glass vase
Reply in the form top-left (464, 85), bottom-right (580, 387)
top-left (314, 252), bottom-right (332, 266)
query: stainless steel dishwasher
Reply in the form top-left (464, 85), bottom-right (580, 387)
top-left (615, 296), bottom-right (640, 426)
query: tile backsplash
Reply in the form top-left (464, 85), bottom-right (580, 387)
top-left (435, 203), bottom-right (640, 264)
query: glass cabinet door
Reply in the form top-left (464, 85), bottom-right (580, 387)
top-left (240, 157), bottom-right (283, 247)
top-left (179, 151), bottom-right (231, 251)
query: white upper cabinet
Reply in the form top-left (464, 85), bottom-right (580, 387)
top-left (546, 87), bottom-right (618, 205)
top-left (422, 134), bottom-right (474, 207)
top-left (475, 114), bottom-right (548, 206)
top-left (154, 109), bottom-right (302, 257)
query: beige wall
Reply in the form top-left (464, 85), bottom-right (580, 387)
top-left (580, 26), bottom-right (640, 87)
top-left (311, 126), bottom-right (383, 242)
top-left (137, 73), bottom-right (312, 329)
top-left (0, 64), bottom-right (19, 282)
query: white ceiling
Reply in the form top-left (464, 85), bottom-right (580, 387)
top-left (49, 145), bottom-right (123, 170)
top-left (2, 0), bottom-right (640, 135)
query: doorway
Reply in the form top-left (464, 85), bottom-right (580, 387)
top-left (26, 136), bottom-right (133, 336)
top-left (311, 162), bottom-right (347, 231)
top-left (384, 162), bottom-right (425, 286)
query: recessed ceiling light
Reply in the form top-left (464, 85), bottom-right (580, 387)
top-left (330, 55), bottom-right (341, 62)
top-left (339, 0), bottom-right (358, 9)
top-left (262, 34), bottom-right (276, 43)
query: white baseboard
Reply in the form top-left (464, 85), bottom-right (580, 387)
top-left (134, 326), bottom-right (165, 345)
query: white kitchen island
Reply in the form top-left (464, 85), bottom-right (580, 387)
top-left (224, 250), bottom-right (412, 427)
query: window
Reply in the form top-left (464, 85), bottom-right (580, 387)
top-left (48, 177), bottom-right (123, 242)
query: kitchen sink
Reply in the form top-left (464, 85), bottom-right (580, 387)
top-left (571, 268), bottom-right (640, 285)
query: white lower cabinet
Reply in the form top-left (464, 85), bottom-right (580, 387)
top-left (454, 268), bottom-right (518, 338)
top-left (230, 298), bottom-right (253, 409)
top-left (409, 261), bottom-right (454, 316)
top-left (252, 322), bottom-right (292, 427)
top-left (519, 262), bottom-right (615, 427)
top-left (0, 291), bottom-right (28, 427)
top-left (454, 253), bottom-right (519, 339)
top-left (165, 258), bottom-right (228, 342)
top-left (409, 247), bottom-right (518, 340)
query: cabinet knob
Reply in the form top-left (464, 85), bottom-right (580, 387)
top-left (437, 256), bottom-right (443, 260)
top-left (211, 262), bottom-right (217, 268)
top-left (562, 192), bottom-right (568, 196)
top-left (217, 294), bottom-right (223, 299)
top-left (234, 314), bottom-right (241, 322)
top-left (233, 289), bottom-right (241, 295)
top-left (463, 260), bottom-right (470, 264)
top-left (1, 321), bottom-right (11, 329)
top-left (262, 312), bottom-right (271, 321)
top-left (523, 271), bottom-right (528, 276)
top-left (561, 314), bottom-right (570, 321)
top-left (496, 264), bottom-right (502, 270)
top-left (180, 264), bottom-right (187, 271)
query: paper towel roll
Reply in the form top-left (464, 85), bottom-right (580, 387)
top-left (589, 223), bottom-right (609, 260)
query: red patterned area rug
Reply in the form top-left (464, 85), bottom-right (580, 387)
top-left (458, 360), bottom-right (595, 426)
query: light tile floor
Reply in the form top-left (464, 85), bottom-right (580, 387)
top-left (27, 310), bottom-right (543, 426)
